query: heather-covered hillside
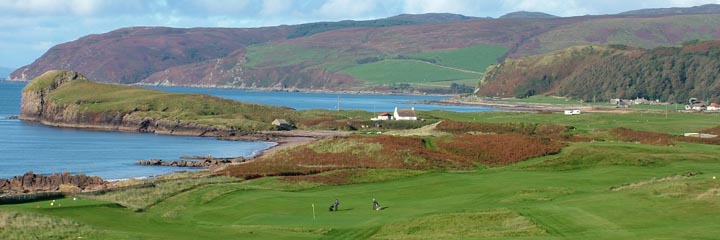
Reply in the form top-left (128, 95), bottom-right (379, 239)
top-left (477, 41), bottom-right (720, 103)
top-left (12, 5), bottom-right (720, 92)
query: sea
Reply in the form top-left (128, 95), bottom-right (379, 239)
top-left (0, 81), bottom-right (494, 180)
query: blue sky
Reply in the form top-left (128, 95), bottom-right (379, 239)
top-left (1, 0), bottom-right (719, 69)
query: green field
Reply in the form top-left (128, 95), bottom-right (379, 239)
top-left (402, 44), bottom-right (507, 72)
top-left (342, 44), bottom-right (507, 88)
top-left (2, 111), bottom-right (720, 239)
top-left (342, 60), bottom-right (482, 86)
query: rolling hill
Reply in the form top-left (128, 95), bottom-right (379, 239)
top-left (11, 4), bottom-right (720, 93)
top-left (476, 40), bottom-right (720, 103)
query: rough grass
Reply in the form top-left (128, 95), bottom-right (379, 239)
top-left (84, 175), bottom-right (241, 211)
top-left (0, 211), bottom-right (98, 239)
top-left (371, 210), bottom-right (547, 239)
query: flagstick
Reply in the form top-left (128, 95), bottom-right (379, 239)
top-left (312, 203), bottom-right (316, 220)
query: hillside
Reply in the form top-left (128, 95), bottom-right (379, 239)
top-left (11, 6), bottom-right (720, 92)
top-left (620, 4), bottom-right (720, 16)
top-left (10, 13), bottom-right (475, 85)
top-left (477, 41), bottom-right (720, 103)
top-left (499, 11), bottom-right (558, 19)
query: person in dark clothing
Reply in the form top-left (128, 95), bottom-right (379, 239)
top-left (372, 198), bottom-right (381, 210)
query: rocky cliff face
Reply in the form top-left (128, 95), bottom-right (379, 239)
top-left (20, 70), bottom-right (234, 137)
top-left (0, 172), bottom-right (107, 195)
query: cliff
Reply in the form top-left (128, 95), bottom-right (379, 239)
top-left (20, 70), bottom-right (297, 137)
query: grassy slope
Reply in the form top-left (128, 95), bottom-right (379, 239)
top-left (2, 112), bottom-right (720, 239)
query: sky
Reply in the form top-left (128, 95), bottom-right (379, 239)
top-left (1, 0), bottom-right (719, 69)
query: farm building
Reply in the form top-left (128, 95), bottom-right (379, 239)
top-left (394, 107), bottom-right (417, 121)
top-left (371, 112), bottom-right (391, 121)
top-left (272, 119), bottom-right (293, 130)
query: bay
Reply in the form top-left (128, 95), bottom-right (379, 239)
top-left (0, 81), bottom-right (493, 180)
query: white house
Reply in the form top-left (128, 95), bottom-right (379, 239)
top-left (708, 103), bottom-right (720, 111)
top-left (393, 107), bottom-right (417, 121)
top-left (564, 110), bottom-right (581, 115)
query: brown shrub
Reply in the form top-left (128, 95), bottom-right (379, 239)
top-left (610, 128), bottom-right (674, 146)
top-left (221, 134), bottom-right (568, 179)
top-left (437, 134), bottom-right (566, 165)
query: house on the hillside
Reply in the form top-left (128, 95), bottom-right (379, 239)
top-left (371, 112), bottom-right (391, 121)
top-left (708, 103), bottom-right (720, 111)
top-left (616, 100), bottom-right (630, 108)
top-left (685, 102), bottom-right (706, 111)
top-left (394, 107), bottom-right (417, 121)
top-left (272, 119), bottom-right (293, 130)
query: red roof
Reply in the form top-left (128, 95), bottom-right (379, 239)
top-left (378, 112), bottom-right (390, 116)
top-left (710, 103), bottom-right (720, 107)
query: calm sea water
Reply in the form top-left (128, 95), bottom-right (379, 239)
top-left (0, 82), bottom-right (493, 180)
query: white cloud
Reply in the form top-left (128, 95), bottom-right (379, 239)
top-left (403, 0), bottom-right (481, 15)
top-left (260, 0), bottom-right (292, 16)
top-left (316, 0), bottom-right (380, 18)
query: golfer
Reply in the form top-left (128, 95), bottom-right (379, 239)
top-left (334, 199), bottom-right (340, 211)
top-left (372, 198), bottom-right (381, 210)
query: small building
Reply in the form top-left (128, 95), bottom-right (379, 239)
top-left (393, 107), bottom-right (417, 121)
top-left (708, 103), bottom-right (720, 111)
top-left (271, 119), bottom-right (293, 130)
top-left (616, 101), bottom-right (630, 108)
top-left (685, 102), bottom-right (706, 111)
top-left (371, 112), bottom-right (391, 121)
top-left (564, 110), bottom-right (581, 115)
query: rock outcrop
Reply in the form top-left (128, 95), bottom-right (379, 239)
top-left (0, 172), bottom-right (108, 195)
top-left (136, 157), bottom-right (247, 168)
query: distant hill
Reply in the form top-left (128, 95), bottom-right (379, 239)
top-left (477, 41), bottom-right (720, 103)
top-left (12, 5), bottom-right (720, 93)
top-left (620, 4), bottom-right (720, 16)
top-left (0, 67), bottom-right (12, 79)
top-left (499, 11), bottom-right (558, 19)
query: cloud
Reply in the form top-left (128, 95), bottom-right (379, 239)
top-left (403, 0), bottom-right (485, 15)
top-left (316, 0), bottom-right (380, 18)
top-left (260, 0), bottom-right (292, 16)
